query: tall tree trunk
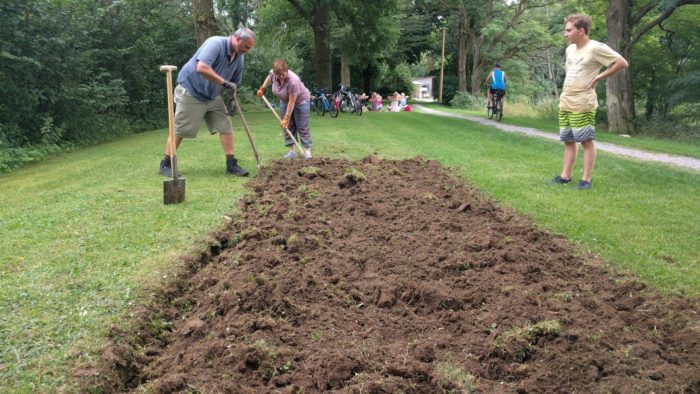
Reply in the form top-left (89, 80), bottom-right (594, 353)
top-left (546, 48), bottom-right (559, 97)
top-left (193, 0), bottom-right (218, 46)
top-left (606, 1), bottom-right (635, 134)
top-left (470, 38), bottom-right (483, 95)
top-left (288, 0), bottom-right (332, 89)
top-left (468, 0), bottom-right (492, 95)
top-left (457, 5), bottom-right (468, 92)
top-left (362, 64), bottom-right (373, 95)
top-left (311, 3), bottom-right (332, 90)
top-left (340, 50), bottom-right (351, 86)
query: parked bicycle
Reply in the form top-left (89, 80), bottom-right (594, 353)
top-left (311, 87), bottom-right (335, 117)
top-left (334, 85), bottom-right (363, 116)
top-left (488, 91), bottom-right (504, 121)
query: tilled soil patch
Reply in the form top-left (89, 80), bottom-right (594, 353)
top-left (93, 157), bottom-right (700, 393)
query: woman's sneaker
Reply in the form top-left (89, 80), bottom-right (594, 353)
top-left (575, 180), bottom-right (592, 190)
top-left (550, 175), bottom-right (572, 184)
top-left (283, 150), bottom-right (298, 159)
top-left (304, 149), bottom-right (312, 159)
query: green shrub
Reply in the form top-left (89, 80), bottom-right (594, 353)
top-left (0, 144), bottom-right (64, 173)
top-left (534, 97), bottom-right (559, 121)
top-left (450, 91), bottom-right (482, 110)
top-left (375, 62), bottom-right (414, 95)
top-left (40, 115), bottom-right (65, 145)
top-left (635, 116), bottom-right (700, 142)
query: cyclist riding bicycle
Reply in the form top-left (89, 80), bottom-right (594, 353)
top-left (485, 63), bottom-right (507, 108)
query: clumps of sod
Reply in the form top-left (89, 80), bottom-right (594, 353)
top-left (298, 166), bottom-right (320, 179)
top-left (493, 320), bottom-right (561, 362)
top-left (338, 167), bottom-right (366, 188)
top-left (434, 361), bottom-right (476, 392)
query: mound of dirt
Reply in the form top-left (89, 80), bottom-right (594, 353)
top-left (92, 157), bottom-right (700, 393)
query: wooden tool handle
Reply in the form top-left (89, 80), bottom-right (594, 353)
top-left (160, 65), bottom-right (178, 177)
top-left (260, 95), bottom-right (306, 156)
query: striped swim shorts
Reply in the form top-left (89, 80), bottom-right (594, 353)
top-left (559, 110), bottom-right (596, 142)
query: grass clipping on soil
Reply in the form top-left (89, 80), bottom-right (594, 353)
top-left (91, 156), bottom-right (700, 393)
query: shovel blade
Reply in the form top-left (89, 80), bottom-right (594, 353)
top-left (163, 178), bottom-right (186, 204)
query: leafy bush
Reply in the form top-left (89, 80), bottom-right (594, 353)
top-left (0, 144), bottom-right (64, 174)
top-left (635, 114), bottom-right (700, 143)
top-left (449, 91), bottom-right (482, 110)
top-left (39, 116), bottom-right (65, 145)
top-left (374, 62), bottom-right (414, 95)
top-left (534, 97), bottom-right (559, 121)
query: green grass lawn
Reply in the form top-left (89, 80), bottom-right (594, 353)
top-left (418, 102), bottom-right (700, 159)
top-left (1, 108), bottom-right (699, 391)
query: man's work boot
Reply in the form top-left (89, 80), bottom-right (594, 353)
top-left (159, 156), bottom-right (180, 177)
top-left (226, 156), bottom-right (249, 177)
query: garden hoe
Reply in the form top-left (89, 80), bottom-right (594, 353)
top-left (160, 65), bottom-right (185, 204)
top-left (260, 95), bottom-right (307, 157)
top-left (228, 94), bottom-right (262, 175)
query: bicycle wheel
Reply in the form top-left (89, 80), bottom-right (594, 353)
top-left (318, 97), bottom-right (326, 116)
top-left (352, 97), bottom-right (362, 116)
top-left (323, 96), bottom-right (331, 115)
top-left (313, 97), bottom-right (322, 115)
top-left (329, 94), bottom-right (340, 117)
top-left (487, 102), bottom-right (494, 119)
top-left (341, 96), bottom-right (352, 113)
top-left (495, 99), bottom-right (503, 121)
top-left (355, 98), bottom-right (363, 116)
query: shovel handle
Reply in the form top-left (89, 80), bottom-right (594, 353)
top-left (232, 95), bottom-right (261, 170)
top-left (260, 95), bottom-right (306, 156)
top-left (160, 65), bottom-right (178, 178)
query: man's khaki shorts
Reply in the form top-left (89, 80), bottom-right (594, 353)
top-left (174, 85), bottom-right (232, 138)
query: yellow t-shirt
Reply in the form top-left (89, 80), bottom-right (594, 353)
top-left (560, 40), bottom-right (622, 112)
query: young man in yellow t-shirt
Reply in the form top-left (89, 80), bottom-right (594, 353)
top-left (551, 14), bottom-right (628, 190)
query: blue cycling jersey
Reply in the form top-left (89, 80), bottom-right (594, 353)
top-left (490, 69), bottom-right (506, 90)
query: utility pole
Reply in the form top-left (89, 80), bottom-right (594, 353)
top-left (439, 27), bottom-right (446, 104)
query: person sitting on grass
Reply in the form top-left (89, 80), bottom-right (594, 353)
top-left (389, 92), bottom-right (400, 112)
top-left (375, 93), bottom-right (384, 112)
top-left (369, 92), bottom-right (378, 111)
top-left (357, 92), bottom-right (369, 109)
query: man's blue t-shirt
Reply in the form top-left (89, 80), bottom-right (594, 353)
top-left (177, 35), bottom-right (244, 102)
top-left (490, 69), bottom-right (506, 90)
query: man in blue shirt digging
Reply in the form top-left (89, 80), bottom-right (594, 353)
top-left (159, 28), bottom-right (256, 178)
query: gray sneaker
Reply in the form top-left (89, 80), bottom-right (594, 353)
top-left (549, 175), bottom-right (572, 184)
top-left (575, 180), bottom-right (592, 190)
top-left (226, 157), bottom-right (249, 177)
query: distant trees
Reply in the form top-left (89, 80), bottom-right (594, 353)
top-left (0, 0), bottom-right (194, 171)
top-left (606, 0), bottom-right (700, 134)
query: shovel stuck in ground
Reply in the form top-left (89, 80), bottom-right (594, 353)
top-left (160, 65), bottom-right (185, 204)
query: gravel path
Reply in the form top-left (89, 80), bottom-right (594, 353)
top-left (415, 105), bottom-right (700, 173)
